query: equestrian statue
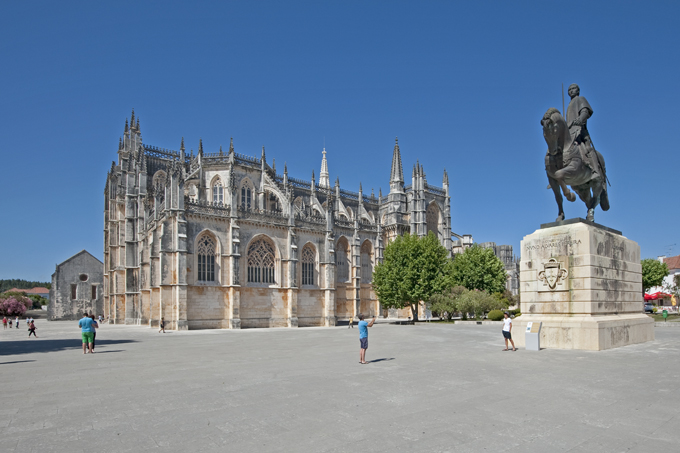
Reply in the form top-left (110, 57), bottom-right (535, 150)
top-left (542, 83), bottom-right (610, 222)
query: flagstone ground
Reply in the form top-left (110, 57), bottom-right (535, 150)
top-left (1, 320), bottom-right (678, 452)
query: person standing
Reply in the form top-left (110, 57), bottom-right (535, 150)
top-left (159, 317), bottom-right (165, 333)
top-left (28, 320), bottom-right (37, 338)
top-left (502, 312), bottom-right (516, 351)
top-left (90, 314), bottom-right (98, 351)
top-left (3, 317), bottom-right (7, 329)
top-left (8, 318), bottom-right (12, 328)
top-left (358, 314), bottom-right (376, 364)
top-left (348, 315), bottom-right (354, 329)
top-left (15, 316), bottom-right (19, 329)
top-left (78, 313), bottom-right (97, 354)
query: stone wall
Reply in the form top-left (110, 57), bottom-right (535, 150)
top-left (48, 250), bottom-right (104, 321)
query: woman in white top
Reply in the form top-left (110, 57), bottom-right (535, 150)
top-left (502, 312), bottom-right (517, 351)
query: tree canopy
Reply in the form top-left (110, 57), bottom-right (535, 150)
top-left (641, 258), bottom-right (669, 293)
top-left (448, 245), bottom-right (507, 294)
top-left (0, 279), bottom-right (51, 293)
top-left (373, 233), bottom-right (450, 321)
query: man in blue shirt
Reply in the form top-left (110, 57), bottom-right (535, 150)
top-left (357, 314), bottom-right (376, 364)
top-left (78, 313), bottom-right (98, 354)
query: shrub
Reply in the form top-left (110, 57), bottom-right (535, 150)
top-left (0, 297), bottom-right (28, 317)
top-left (487, 310), bottom-right (505, 321)
top-left (653, 307), bottom-right (658, 313)
top-left (513, 312), bottom-right (521, 317)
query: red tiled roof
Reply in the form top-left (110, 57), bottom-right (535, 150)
top-left (27, 287), bottom-right (49, 294)
top-left (664, 255), bottom-right (680, 272)
top-left (4, 287), bottom-right (49, 294)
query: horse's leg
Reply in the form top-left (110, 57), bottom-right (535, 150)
top-left (553, 169), bottom-right (576, 202)
top-left (548, 176), bottom-right (565, 221)
top-left (574, 187), bottom-right (595, 221)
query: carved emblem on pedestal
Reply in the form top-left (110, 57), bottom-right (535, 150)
top-left (538, 258), bottom-right (568, 290)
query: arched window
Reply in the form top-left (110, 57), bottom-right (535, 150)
top-left (336, 237), bottom-right (350, 283)
top-left (212, 176), bottom-right (224, 204)
top-left (361, 240), bottom-right (373, 283)
top-left (152, 170), bottom-right (167, 192)
top-left (426, 203), bottom-right (440, 237)
top-left (241, 180), bottom-right (253, 210)
top-left (197, 235), bottom-right (216, 282)
top-left (247, 237), bottom-right (276, 284)
top-left (301, 244), bottom-right (316, 286)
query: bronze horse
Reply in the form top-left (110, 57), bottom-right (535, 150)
top-left (542, 107), bottom-right (609, 222)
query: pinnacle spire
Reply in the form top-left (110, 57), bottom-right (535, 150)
top-left (136, 117), bottom-right (140, 133)
top-left (180, 137), bottom-right (185, 152)
top-left (229, 137), bottom-right (234, 154)
top-left (198, 138), bottom-right (203, 155)
top-left (359, 182), bottom-right (362, 192)
top-left (272, 158), bottom-right (276, 174)
top-left (319, 148), bottom-right (330, 189)
top-left (219, 145), bottom-right (223, 156)
top-left (118, 137), bottom-right (122, 150)
top-left (130, 109), bottom-right (135, 128)
top-left (284, 162), bottom-right (288, 174)
top-left (443, 168), bottom-right (449, 185)
top-left (124, 118), bottom-right (129, 133)
top-left (390, 136), bottom-right (404, 191)
top-left (261, 146), bottom-right (266, 163)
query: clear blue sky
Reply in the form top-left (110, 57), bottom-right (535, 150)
top-left (1, 1), bottom-right (678, 282)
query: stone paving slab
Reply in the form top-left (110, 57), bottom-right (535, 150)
top-left (1, 321), bottom-right (679, 452)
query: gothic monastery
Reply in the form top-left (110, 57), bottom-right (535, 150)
top-left (103, 111), bottom-right (452, 329)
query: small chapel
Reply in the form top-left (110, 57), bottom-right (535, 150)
top-left (103, 111), bottom-right (452, 329)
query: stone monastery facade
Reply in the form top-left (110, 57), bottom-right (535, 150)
top-left (103, 111), bottom-right (452, 330)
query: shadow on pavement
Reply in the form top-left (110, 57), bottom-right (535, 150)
top-left (368, 358), bottom-right (395, 363)
top-left (0, 339), bottom-right (137, 356)
top-left (0, 360), bottom-right (36, 365)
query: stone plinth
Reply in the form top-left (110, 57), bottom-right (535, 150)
top-left (513, 219), bottom-right (654, 350)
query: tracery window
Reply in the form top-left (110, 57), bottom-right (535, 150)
top-left (426, 203), bottom-right (440, 237)
top-left (361, 240), bottom-right (373, 283)
top-left (197, 235), bottom-right (216, 282)
top-left (336, 238), bottom-right (349, 283)
top-left (301, 245), bottom-right (315, 286)
top-left (247, 237), bottom-right (276, 284)
top-left (241, 183), bottom-right (252, 210)
top-left (212, 177), bottom-right (224, 204)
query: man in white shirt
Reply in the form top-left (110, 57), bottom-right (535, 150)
top-left (502, 312), bottom-right (517, 351)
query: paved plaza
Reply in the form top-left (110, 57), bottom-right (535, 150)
top-left (1, 321), bottom-right (679, 452)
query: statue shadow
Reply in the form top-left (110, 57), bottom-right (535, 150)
top-left (0, 339), bottom-right (137, 357)
top-left (0, 360), bottom-right (36, 365)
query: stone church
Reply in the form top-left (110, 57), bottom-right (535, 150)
top-left (103, 111), bottom-right (452, 329)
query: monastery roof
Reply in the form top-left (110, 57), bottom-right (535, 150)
top-left (57, 250), bottom-right (104, 267)
top-left (4, 287), bottom-right (49, 294)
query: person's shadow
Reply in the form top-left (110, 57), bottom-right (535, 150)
top-left (366, 358), bottom-right (395, 363)
top-left (0, 339), bottom-right (137, 356)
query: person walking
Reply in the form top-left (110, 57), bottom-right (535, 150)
top-left (159, 317), bottom-right (165, 333)
top-left (78, 312), bottom-right (97, 354)
top-left (358, 314), bottom-right (376, 364)
top-left (8, 318), bottom-right (12, 329)
top-left (90, 314), bottom-right (98, 351)
top-left (28, 320), bottom-right (37, 338)
top-left (348, 315), bottom-right (354, 329)
top-left (15, 316), bottom-right (19, 329)
top-left (2, 317), bottom-right (7, 329)
top-left (502, 312), bottom-right (516, 351)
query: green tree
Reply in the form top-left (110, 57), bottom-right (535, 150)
top-left (641, 258), bottom-right (668, 293)
top-left (373, 233), bottom-right (450, 321)
top-left (456, 289), bottom-right (507, 319)
top-left (429, 286), bottom-right (466, 320)
top-left (448, 244), bottom-right (507, 294)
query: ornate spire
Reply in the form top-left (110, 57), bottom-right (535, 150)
top-left (319, 148), bottom-right (330, 189)
top-left (272, 158), bottom-right (276, 174)
top-left (359, 182), bottom-right (362, 193)
top-left (118, 137), bottom-right (123, 150)
top-left (229, 137), bottom-right (234, 154)
top-left (180, 137), bottom-right (185, 152)
top-left (124, 118), bottom-right (129, 133)
top-left (390, 136), bottom-right (404, 188)
top-left (198, 138), bottom-right (203, 155)
top-left (412, 164), bottom-right (417, 178)
top-left (335, 176), bottom-right (339, 187)
top-left (443, 168), bottom-right (449, 185)
top-left (261, 146), bottom-right (266, 165)
top-left (136, 117), bottom-right (140, 133)
top-left (219, 145), bottom-right (223, 156)
top-left (130, 109), bottom-right (135, 128)
top-left (371, 188), bottom-right (375, 199)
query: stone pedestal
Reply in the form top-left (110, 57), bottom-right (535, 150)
top-left (513, 219), bottom-right (654, 351)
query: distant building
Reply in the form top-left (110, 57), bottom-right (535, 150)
top-left (647, 254), bottom-right (680, 308)
top-left (478, 242), bottom-right (520, 296)
top-left (6, 287), bottom-right (50, 300)
top-left (48, 250), bottom-right (104, 320)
